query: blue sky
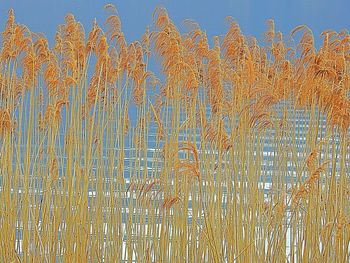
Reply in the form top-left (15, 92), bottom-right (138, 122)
top-left (1, 0), bottom-right (349, 47)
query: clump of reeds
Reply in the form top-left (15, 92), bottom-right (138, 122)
top-left (0, 4), bottom-right (349, 262)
